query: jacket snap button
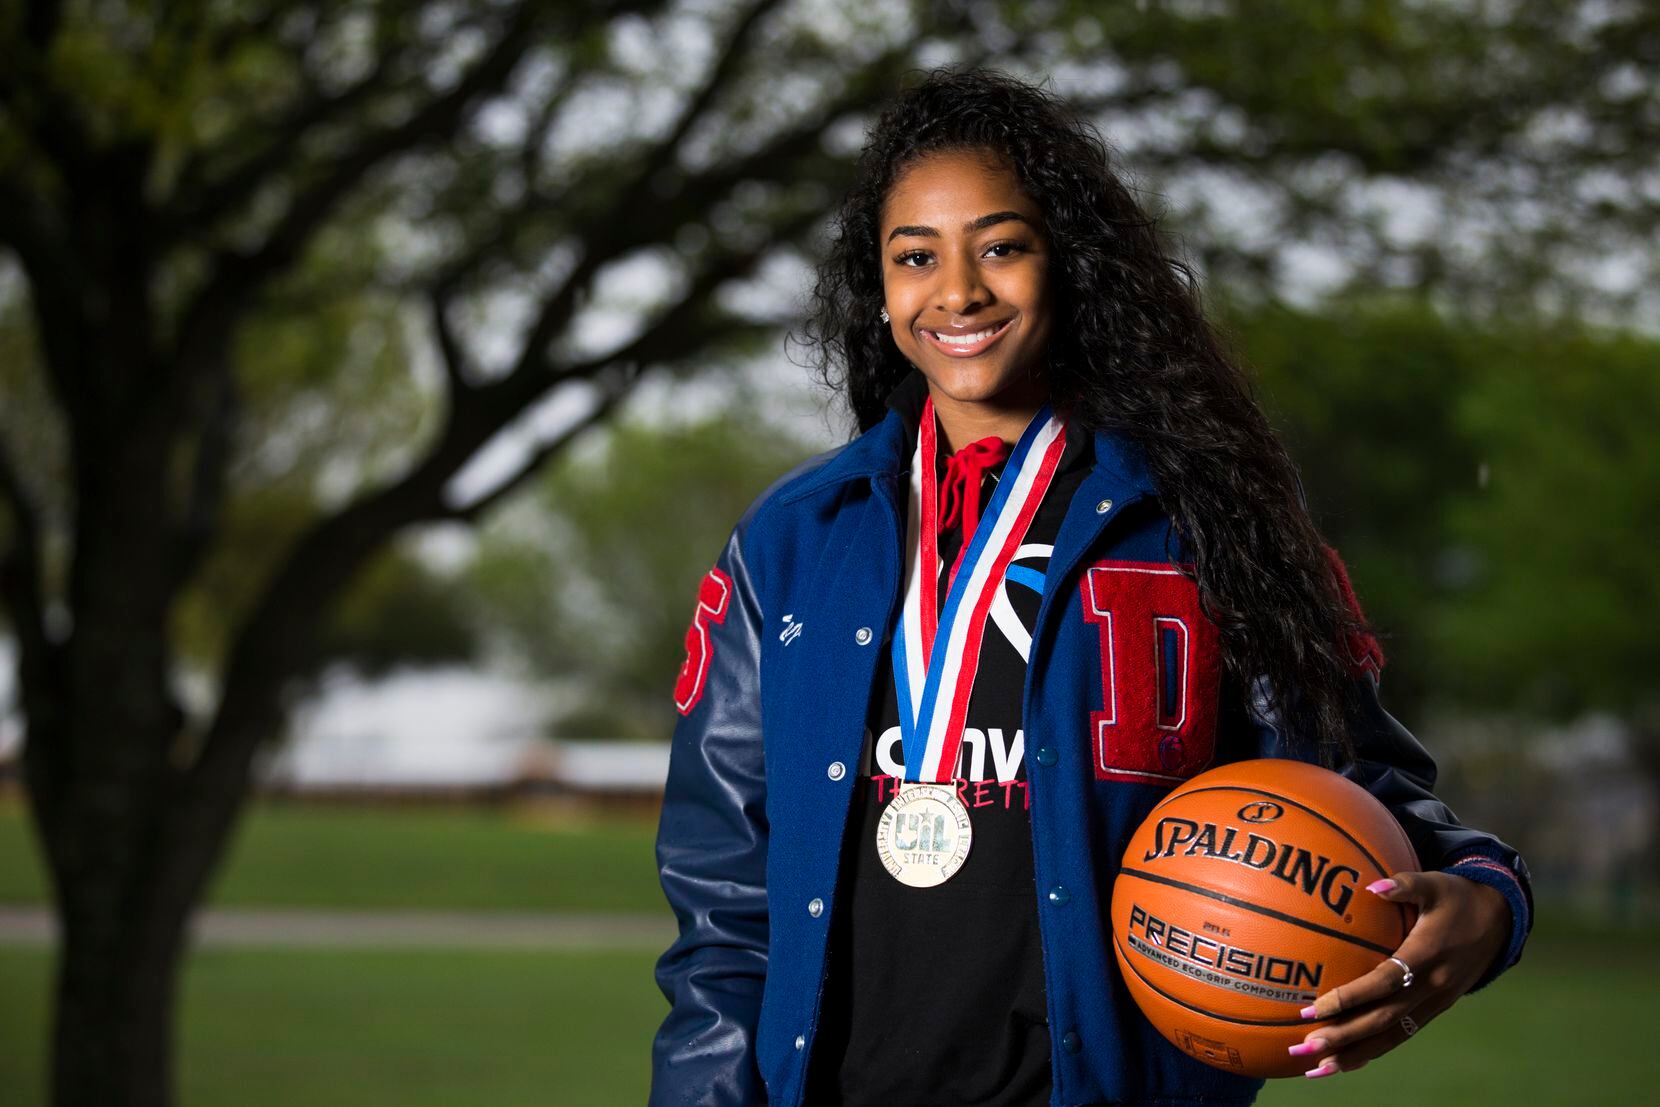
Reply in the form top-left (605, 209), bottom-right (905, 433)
top-left (827, 761), bottom-right (846, 781)
top-left (854, 626), bottom-right (873, 645)
top-left (1048, 885), bottom-right (1072, 906)
top-left (794, 1034), bottom-right (805, 1051)
top-left (1035, 745), bottom-right (1057, 767)
top-left (1062, 1030), bottom-right (1082, 1054)
top-left (808, 897), bottom-right (824, 918)
top-left (1095, 498), bottom-right (1113, 514)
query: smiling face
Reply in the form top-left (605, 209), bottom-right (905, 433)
top-left (879, 148), bottom-right (1054, 448)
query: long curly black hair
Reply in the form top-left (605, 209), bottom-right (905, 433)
top-left (796, 66), bottom-right (1376, 761)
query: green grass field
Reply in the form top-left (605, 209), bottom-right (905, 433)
top-left (1, 926), bottom-right (1652, 1106)
top-left (0, 794), bottom-right (663, 912)
top-left (2, 793), bottom-right (1654, 1103)
top-left (0, 947), bottom-right (661, 1106)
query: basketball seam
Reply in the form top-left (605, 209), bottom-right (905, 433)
top-left (1116, 866), bottom-right (1396, 957)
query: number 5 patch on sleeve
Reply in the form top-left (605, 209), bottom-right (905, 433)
top-left (1078, 560), bottom-right (1222, 783)
top-left (674, 566), bottom-right (733, 716)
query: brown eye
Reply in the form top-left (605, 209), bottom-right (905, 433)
top-left (895, 250), bottom-right (931, 267)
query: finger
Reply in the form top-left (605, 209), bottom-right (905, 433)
top-left (1293, 994), bottom-right (1413, 1056)
top-left (1315, 990), bottom-right (1466, 1078)
top-left (1399, 991), bottom-right (1457, 1033)
top-left (1301, 955), bottom-right (1413, 1020)
top-left (1330, 1005), bottom-right (1430, 1073)
top-left (1304, 1005), bottom-right (1423, 1078)
top-left (1298, 954), bottom-right (1465, 1064)
top-left (1318, 960), bottom-right (1470, 1074)
top-left (1367, 869), bottom-right (1441, 909)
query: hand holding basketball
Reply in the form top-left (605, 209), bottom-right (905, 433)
top-left (1111, 759), bottom-right (1426, 1078)
top-left (1291, 870), bottom-right (1511, 1077)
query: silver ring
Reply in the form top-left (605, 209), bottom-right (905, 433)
top-left (1387, 956), bottom-right (1414, 988)
top-left (1400, 1014), bottom-right (1419, 1037)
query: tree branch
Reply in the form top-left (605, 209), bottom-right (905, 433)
top-left (165, 50), bottom-right (404, 240)
top-left (442, 381), bottom-right (628, 525)
top-left (471, 0), bottom-right (798, 380)
top-left (429, 285), bottom-right (473, 394)
top-left (465, 186), bottom-right (818, 446)
top-left (195, 178), bottom-right (815, 775)
top-left (252, 6), bottom-right (539, 272)
top-left (168, 370), bottom-right (241, 595)
top-left (197, 0), bottom-right (295, 64)
top-left (637, 0), bottom-right (790, 186)
top-left (562, 200), bottom-right (821, 384)
top-left (0, 0), bottom-right (94, 178)
top-left (432, 56), bottom-right (594, 293)
top-left (519, 59), bottom-right (585, 184)
top-left (172, 2), bottom-right (544, 389)
top-left (483, 38), bottom-right (910, 415)
top-left (441, 202), bottom-right (810, 519)
top-left (435, 198), bottom-right (811, 523)
top-left (168, 3), bottom-right (908, 912)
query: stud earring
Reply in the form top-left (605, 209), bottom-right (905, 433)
top-left (878, 307), bottom-right (889, 324)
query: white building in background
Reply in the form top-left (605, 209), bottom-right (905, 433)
top-left (253, 665), bottom-right (671, 796)
top-left (0, 647), bottom-right (670, 797)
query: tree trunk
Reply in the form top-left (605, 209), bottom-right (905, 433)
top-left (50, 881), bottom-right (188, 1107)
top-left (19, 348), bottom-right (411, 1103)
top-left (27, 700), bottom-right (212, 1107)
top-left (29, 704), bottom-right (275, 1107)
top-left (23, 350), bottom-right (215, 1106)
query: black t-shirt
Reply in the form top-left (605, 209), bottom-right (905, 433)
top-left (806, 378), bottom-right (1094, 1106)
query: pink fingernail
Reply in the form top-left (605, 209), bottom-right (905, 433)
top-left (1367, 878), bottom-right (1397, 894)
top-left (1287, 1039), bottom-right (1327, 1057)
top-left (1299, 1005), bottom-right (1319, 1019)
top-left (1305, 1061), bottom-right (1339, 1079)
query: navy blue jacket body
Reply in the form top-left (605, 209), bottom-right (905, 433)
top-left (650, 384), bottom-right (1533, 1107)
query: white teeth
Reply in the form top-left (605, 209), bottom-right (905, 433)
top-left (931, 322), bottom-right (1004, 345)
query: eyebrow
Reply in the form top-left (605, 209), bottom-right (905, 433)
top-left (886, 211), bottom-right (1035, 243)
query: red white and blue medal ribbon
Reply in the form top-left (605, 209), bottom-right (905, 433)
top-left (893, 395), bottom-right (1068, 785)
top-left (879, 396), bottom-right (1065, 888)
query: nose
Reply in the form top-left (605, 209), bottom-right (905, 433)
top-left (935, 250), bottom-right (992, 315)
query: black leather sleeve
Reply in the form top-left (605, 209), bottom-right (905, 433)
top-left (1242, 671), bottom-right (1533, 992)
top-left (650, 518), bottom-right (770, 1106)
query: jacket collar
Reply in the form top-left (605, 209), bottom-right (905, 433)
top-left (778, 368), bottom-right (1158, 504)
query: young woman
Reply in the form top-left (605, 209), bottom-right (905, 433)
top-left (650, 68), bottom-right (1531, 1107)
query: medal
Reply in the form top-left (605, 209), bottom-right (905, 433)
top-left (876, 781), bottom-right (973, 887)
top-left (876, 395), bottom-right (1068, 886)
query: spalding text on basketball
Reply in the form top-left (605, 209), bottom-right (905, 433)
top-left (1141, 817), bottom-right (1361, 918)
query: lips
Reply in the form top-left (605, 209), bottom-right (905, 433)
top-left (919, 317), bottom-right (1014, 358)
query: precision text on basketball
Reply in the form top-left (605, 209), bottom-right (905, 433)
top-left (1126, 904), bottom-right (1324, 1003)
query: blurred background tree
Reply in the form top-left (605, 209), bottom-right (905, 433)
top-left (1240, 297), bottom-right (1660, 890)
top-left (1, 1), bottom-right (1657, 1105)
top-left (466, 406), bottom-right (816, 742)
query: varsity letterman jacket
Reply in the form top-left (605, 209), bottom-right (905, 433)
top-left (650, 370), bottom-right (1533, 1107)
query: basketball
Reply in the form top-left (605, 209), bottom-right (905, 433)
top-left (1110, 758), bottom-right (1421, 1079)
